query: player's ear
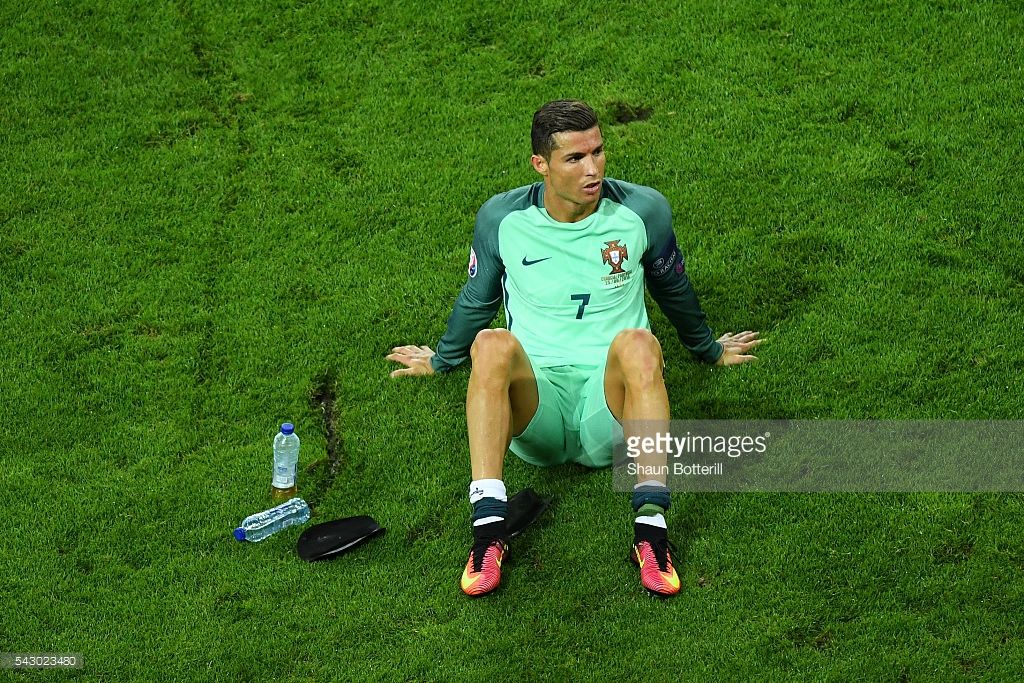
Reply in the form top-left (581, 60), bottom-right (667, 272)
top-left (530, 154), bottom-right (548, 176)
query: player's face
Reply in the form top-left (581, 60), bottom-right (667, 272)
top-left (532, 126), bottom-right (605, 220)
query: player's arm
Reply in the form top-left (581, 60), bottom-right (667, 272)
top-left (639, 190), bottom-right (760, 366)
top-left (387, 204), bottom-right (505, 378)
top-left (643, 232), bottom-right (722, 363)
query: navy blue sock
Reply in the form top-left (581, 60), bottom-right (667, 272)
top-left (631, 483), bottom-right (671, 513)
top-left (472, 497), bottom-right (508, 525)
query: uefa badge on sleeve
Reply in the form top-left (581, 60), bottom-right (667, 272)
top-left (468, 247), bottom-right (478, 278)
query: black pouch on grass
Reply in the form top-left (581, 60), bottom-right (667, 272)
top-left (296, 516), bottom-right (386, 562)
top-left (506, 488), bottom-right (552, 538)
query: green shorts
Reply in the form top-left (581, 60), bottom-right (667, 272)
top-left (509, 360), bottom-right (624, 469)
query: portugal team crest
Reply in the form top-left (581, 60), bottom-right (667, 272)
top-left (601, 240), bottom-right (628, 275)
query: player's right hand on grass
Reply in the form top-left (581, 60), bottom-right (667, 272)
top-left (387, 345), bottom-right (437, 378)
top-left (715, 331), bottom-right (761, 366)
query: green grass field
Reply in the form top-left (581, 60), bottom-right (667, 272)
top-left (3, 0), bottom-right (1023, 679)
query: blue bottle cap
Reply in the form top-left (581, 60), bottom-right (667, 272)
top-left (233, 527), bottom-right (246, 541)
top-left (280, 423), bottom-right (294, 435)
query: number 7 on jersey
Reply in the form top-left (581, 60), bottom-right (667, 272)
top-left (570, 293), bottom-right (591, 319)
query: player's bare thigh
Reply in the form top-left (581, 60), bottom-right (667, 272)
top-left (469, 329), bottom-right (540, 436)
top-left (602, 328), bottom-right (665, 421)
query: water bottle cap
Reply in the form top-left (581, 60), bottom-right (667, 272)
top-left (233, 527), bottom-right (246, 541)
top-left (280, 423), bottom-right (294, 435)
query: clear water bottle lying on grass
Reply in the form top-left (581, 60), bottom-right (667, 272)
top-left (234, 498), bottom-right (310, 542)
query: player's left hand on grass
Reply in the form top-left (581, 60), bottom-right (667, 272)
top-left (715, 331), bottom-right (761, 366)
top-left (386, 344), bottom-right (437, 378)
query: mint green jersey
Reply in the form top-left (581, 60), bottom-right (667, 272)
top-left (431, 179), bottom-right (722, 372)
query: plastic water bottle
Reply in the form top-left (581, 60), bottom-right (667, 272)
top-left (272, 423), bottom-right (300, 500)
top-left (233, 498), bottom-right (310, 542)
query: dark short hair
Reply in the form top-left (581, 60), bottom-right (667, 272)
top-left (531, 100), bottom-right (599, 159)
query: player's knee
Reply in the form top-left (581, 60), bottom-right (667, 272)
top-left (611, 328), bottom-right (663, 385)
top-left (471, 329), bottom-right (519, 370)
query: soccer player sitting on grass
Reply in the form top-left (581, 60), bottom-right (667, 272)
top-left (387, 99), bottom-right (760, 597)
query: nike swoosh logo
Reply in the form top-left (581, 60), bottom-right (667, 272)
top-left (461, 569), bottom-right (480, 590)
top-left (522, 256), bottom-right (552, 266)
